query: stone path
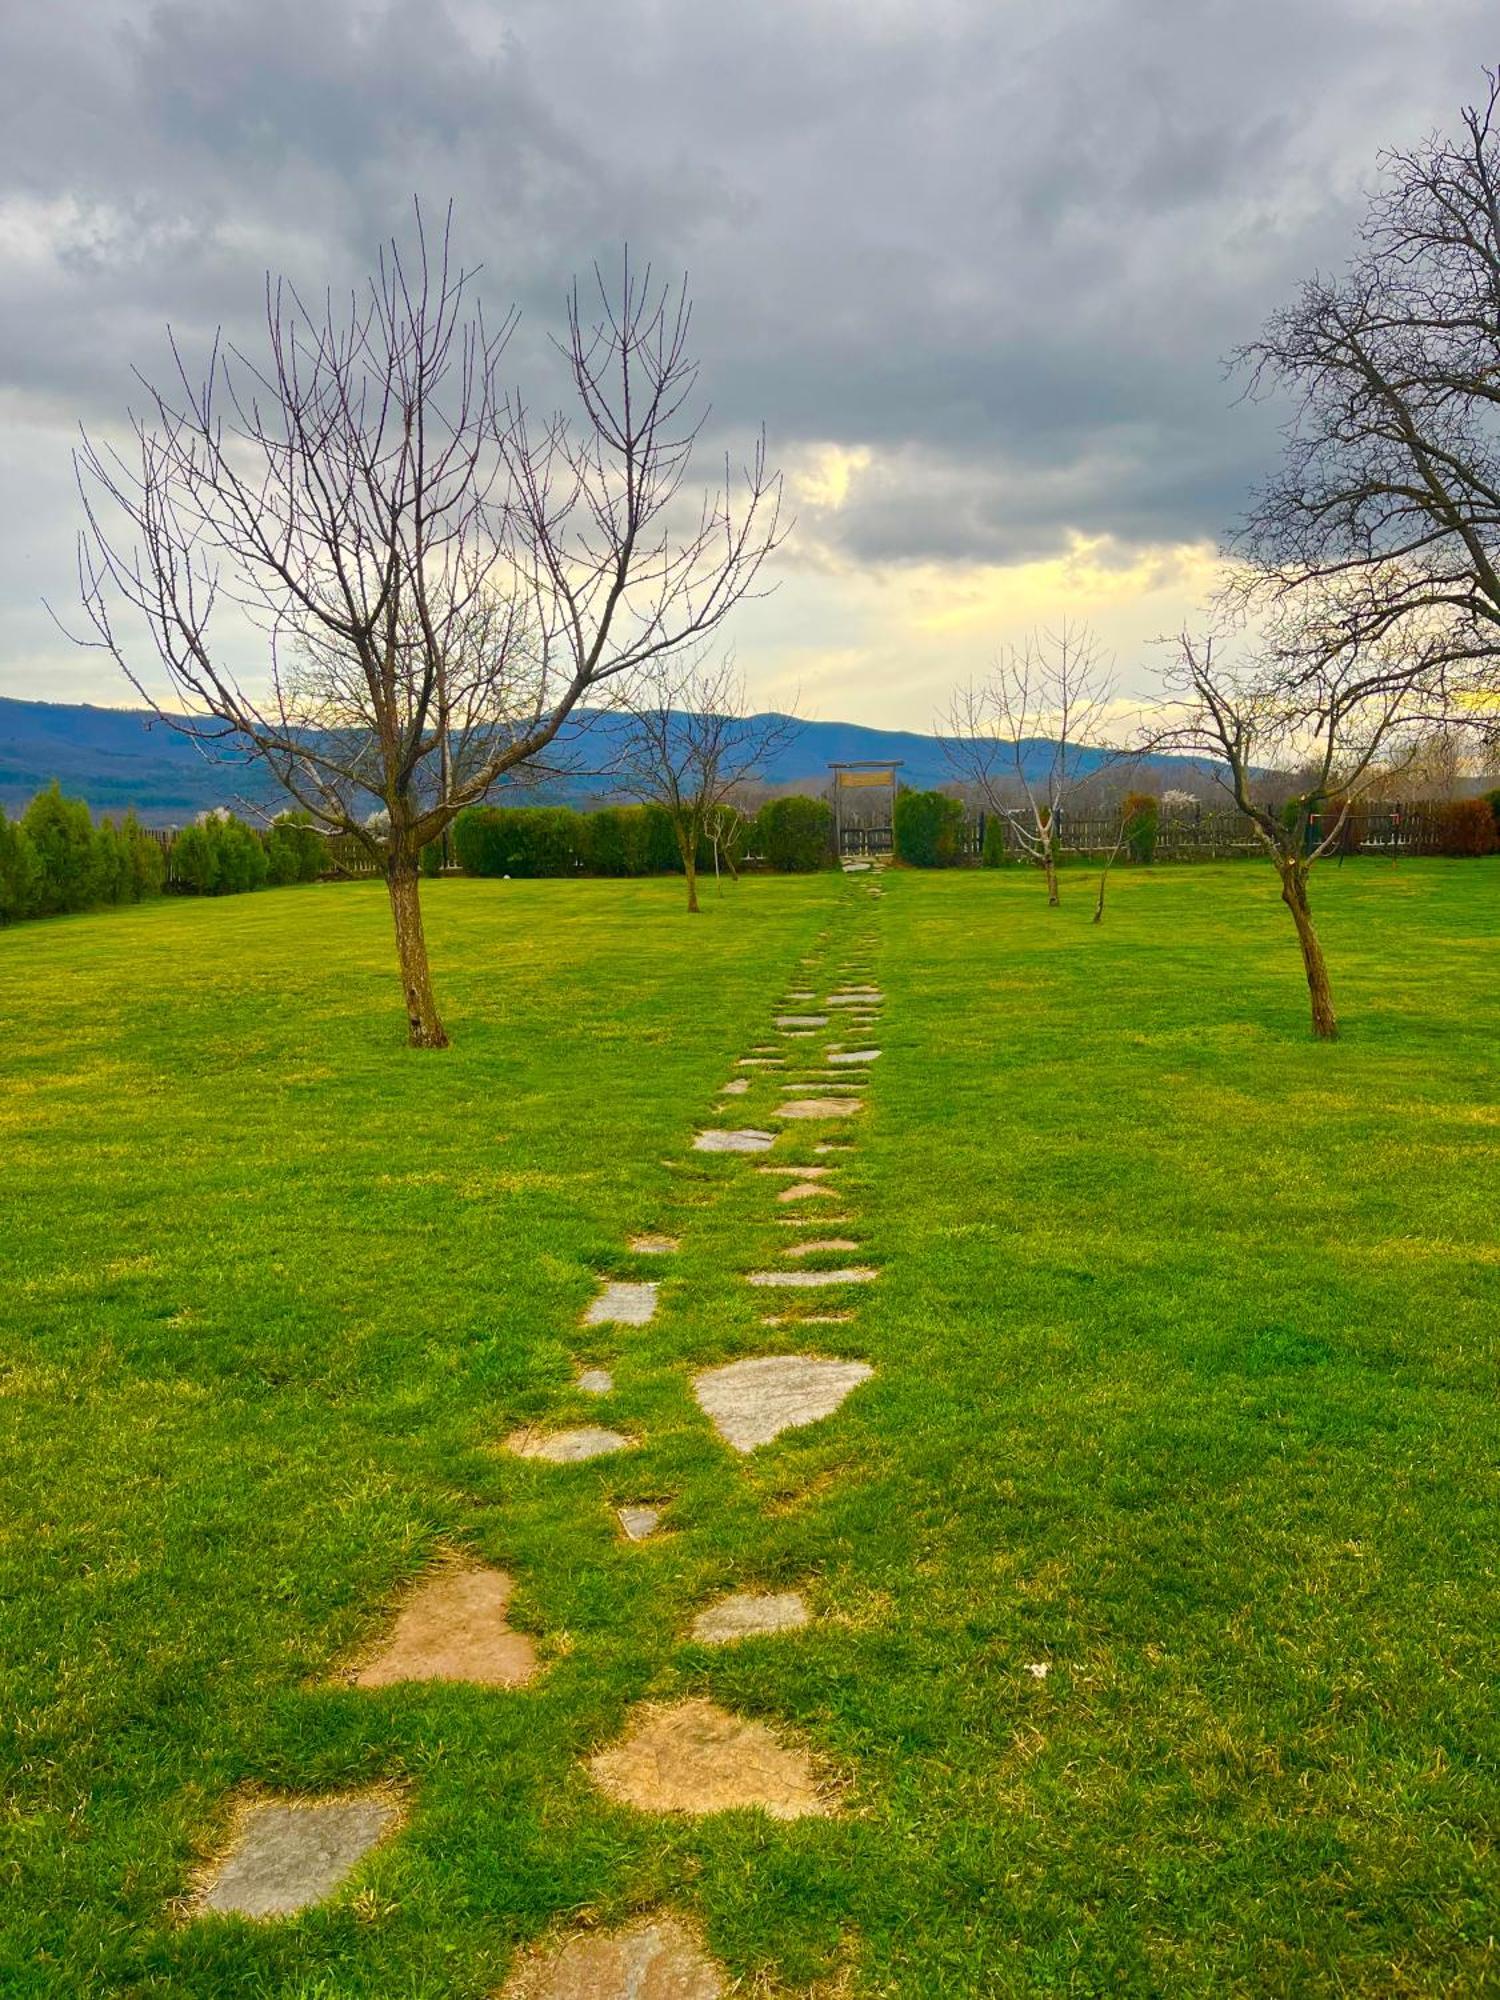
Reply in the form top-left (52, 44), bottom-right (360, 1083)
top-left (184, 876), bottom-right (891, 1969)
top-left (691, 1590), bottom-right (809, 1645)
top-left (585, 1280), bottom-right (657, 1325)
top-left (692, 1128), bottom-right (775, 1153)
top-left (692, 1354), bottom-right (875, 1449)
top-left (196, 1794), bottom-right (397, 1919)
top-left (589, 1699), bottom-right (830, 1818)
top-left (501, 1913), bottom-right (724, 1999)
top-left (353, 1564), bottom-right (538, 1689)
top-left (506, 1425), bottom-right (634, 1463)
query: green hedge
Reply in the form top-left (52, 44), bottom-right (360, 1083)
top-left (754, 795), bottom-right (833, 872)
top-left (893, 789), bottom-right (964, 867)
top-left (0, 785), bottom-right (167, 926)
top-left (453, 798), bottom-right (810, 877)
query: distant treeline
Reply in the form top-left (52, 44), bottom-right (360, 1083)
top-left (0, 786), bottom-right (841, 930)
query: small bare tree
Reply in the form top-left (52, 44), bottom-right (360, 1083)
top-left (616, 652), bottom-right (799, 910)
top-left (70, 212), bottom-right (781, 1046)
top-left (1157, 632), bottom-right (1433, 1039)
top-left (943, 621), bottom-right (1117, 905)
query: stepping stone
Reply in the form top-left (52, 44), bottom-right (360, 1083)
top-left (776, 1214), bottom-right (853, 1225)
top-left (775, 1015), bottom-right (828, 1028)
top-left (629, 1235), bottom-right (679, 1255)
top-left (761, 1312), bottom-right (854, 1325)
top-left (783, 1237), bottom-right (860, 1257)
top-left (501, 1912), bottom-right (724, 1999)
top-left (616, 1504), bottom-right (661, 1541)
top-left (577, 1368), bottom-right (613, 1394)
top-left (778, 1181), bottom-right (839, 1202)
top-left (827, 994), bottom-right (881, 1006)
top-left (814, 1143), bottom-right (853, 1155)
top-left (775, 1098), bottom-right (862, 1120)
top-left (195, 1794), bottom-right (396, 1919)
top-left (746, 1268), bottom-right (876, 1288)
top-left (691, 1591), bottom-right (809, 1646)
top-left (758, 1163), bottom-right (832, 1176)
top-left (588, 1698), bottom-right (830, 1819)
top-left (784, 990), bottom-right (816, 1000)
top-left (693, 1129), bottom-right (775, 1153)
top-left (781, 1081), bottom-right (862, 1093)
top-left (353, 1564), bottom-right (537, 1688)
top-left (719, 1078), bottom-right (749, 1095)
top-left (827, 1049), bottom-right (881, 1065)
top-left (693, 1354), bottom-right (874, 1450)
top-left (586, 1280), bottom-right (657, 1326)
top-left (735, 1057), bottom-right (782, 1067)
top-left (506, 1426), bottom-right (634, 1463)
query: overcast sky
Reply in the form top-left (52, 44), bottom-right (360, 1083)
top-left (1, 0), bottom-right (1494, 729)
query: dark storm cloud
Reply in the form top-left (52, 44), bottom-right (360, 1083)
top-left (1, 0), bottom-right (1496, 692)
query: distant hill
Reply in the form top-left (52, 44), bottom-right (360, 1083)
top-left (0, 695), bottom-right (1211, 824)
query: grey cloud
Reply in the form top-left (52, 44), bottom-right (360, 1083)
top-left (1, 0), bottom-right (1496, 699)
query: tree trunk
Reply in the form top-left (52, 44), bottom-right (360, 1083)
top-left (675, 820), bottom-right (701, 912)
top-left (1044, 849), bottom-right (1060, 907)
top-left (386, 859), bottom-right (449, 1049)
top-left (1279, 861), bottom-right (1338, 1041)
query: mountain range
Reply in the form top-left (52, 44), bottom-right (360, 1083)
top-left (0, 695), bottom-right (1208, 824)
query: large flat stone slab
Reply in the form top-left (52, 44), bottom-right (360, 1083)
top-left (585, 1281), bottom-right (657, 1326)
top-left (577, 1368), bottom-right (613, 1394)
top-left (353, 1565), bottom-right (537, 1689)
top-left (501, 1913), bottom-right (724, 1999)
top-left (629, 1235), bottom-right (679, 1255)
top-left (693, 1354), bottom-right (874, 1450)
top-left (195, 1794), bottom-right (397, 1919)
top-left (693, 1129), bottom-right (775, 1153)
top-left (827, 1048), bottom-right (881, 1065)
top-left (778, 1181), bottom-right (840, 1202)
top-left (775, 1014), bottom-right (828, 1028)
top-left (506, 1426), bottom-right (634, 1463)
top-left (588, 1698), bottom-right (829, 1818)
top-left (691, 1591), bottom-right (809, 1646)
top-left (783, 1237), bottom-right (860, 1257)
top-left (775, 1098), bottom-right (862, 1120)
top-left (746, 1267), bottom-right (876, 1288)
top-left (718, 1077), bottom-right (749, 1095)
top-left (616, 1504), bottom-right (661, 1541)
top-left (827, 992), bottom-right (882, 1005)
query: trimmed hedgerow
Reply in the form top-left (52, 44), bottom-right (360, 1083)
top-left (1123, 792), bottom-right (1159, 864)
top-left (754, 795), bottom-right (833, 872)
top-left (1, 786), bottom-right (168, 924)
top-left (1429, 797), bottom-right (1500, 856)
top-left (169, 814), bottom-right (270, 895)
top-left (893, 788), bottom-right (964, 867)
top-left (265, 815), bottom-right (328, 886)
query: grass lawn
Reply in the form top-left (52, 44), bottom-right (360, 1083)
top-left (1, 858), bottom-right (1497, 1996)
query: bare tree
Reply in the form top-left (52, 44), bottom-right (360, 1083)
top-left (1231, 71), bottom-right (1500, 736)
top-left (70, 211), bottom-right (782, 1047)
top-left (616, 652), bottom-right (799, 910)
top-left (943, 621), bottom-right (1117, 904)
top-left (1156, 632), bottom-right (1432, 1039)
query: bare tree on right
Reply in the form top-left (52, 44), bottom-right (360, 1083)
top-left (943, 621), bottom-right (1117, 905)
top-left (1156, 632), bottom-right (1432, 1040)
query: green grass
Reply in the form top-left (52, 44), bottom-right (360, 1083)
top-left (1, 859), bottom-right (1497, 1996)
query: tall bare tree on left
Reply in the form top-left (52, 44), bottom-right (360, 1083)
top-left (70, 210), bottom-right (782, 1047)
